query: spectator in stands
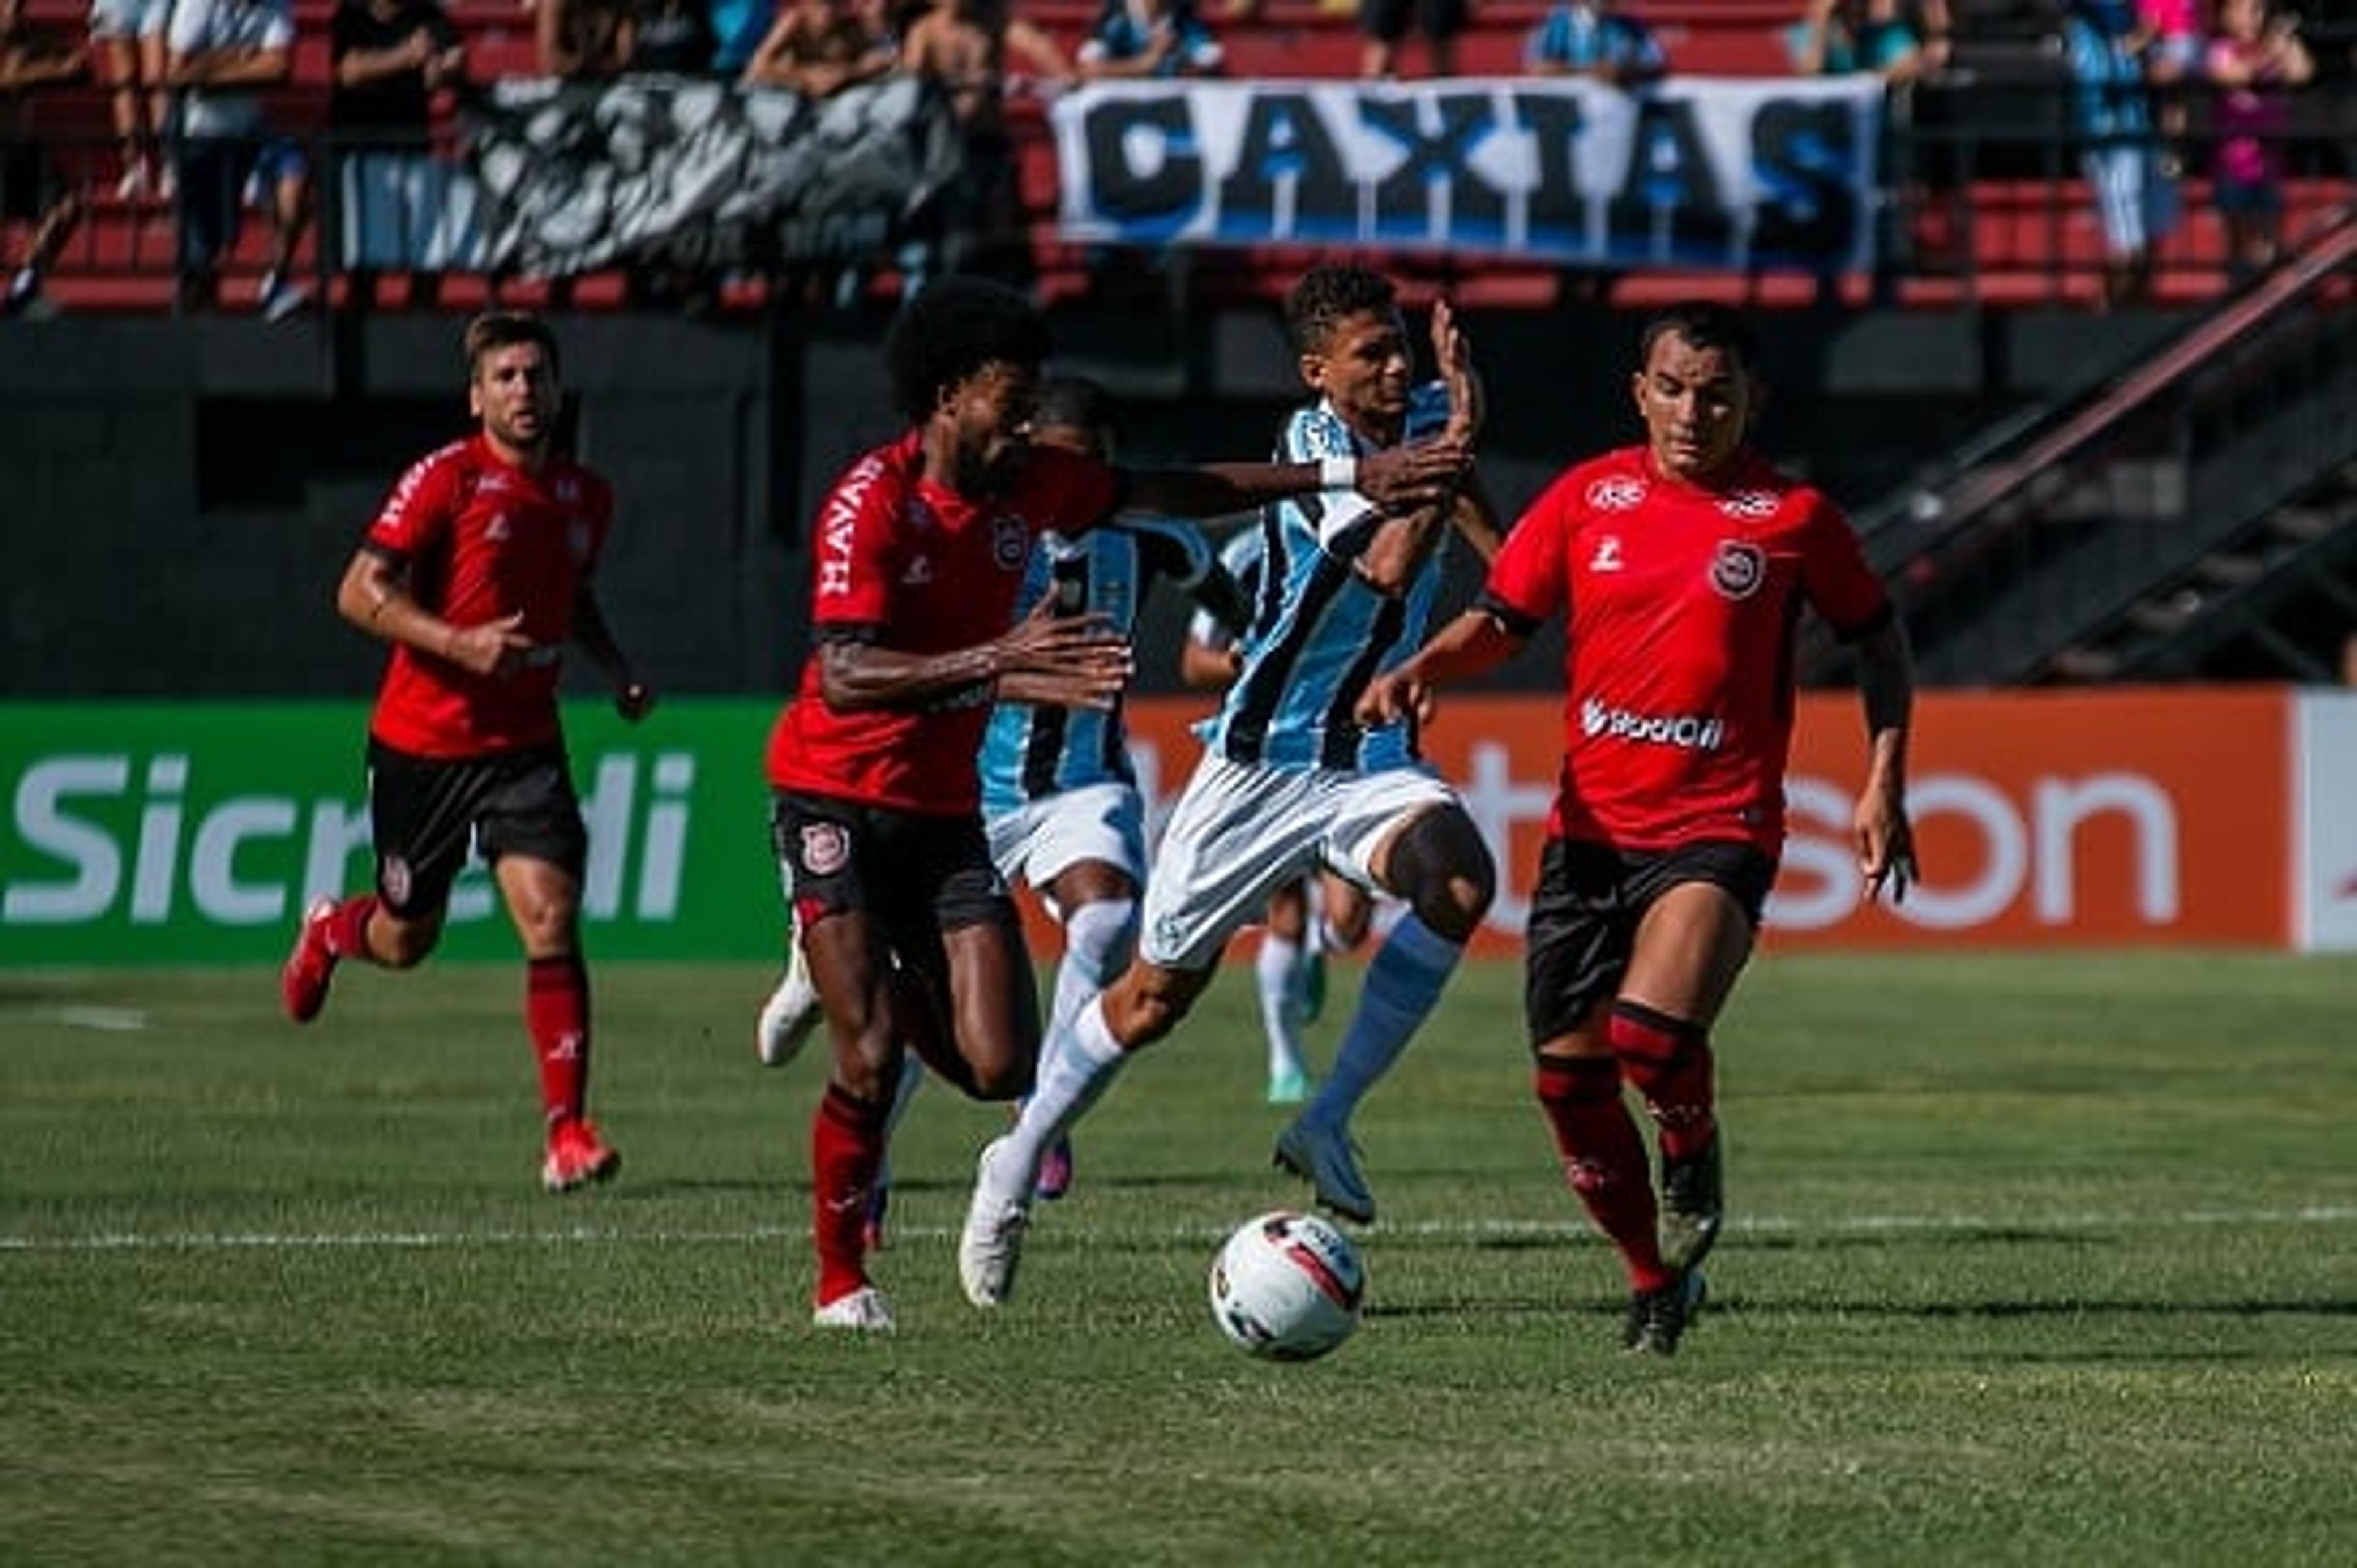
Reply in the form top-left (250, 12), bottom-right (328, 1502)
top-left (743, 0), bottom-right (894, 93)
top-left (1914, 0), bottom-right (1950, 74)
top-left (631, 0), bottom-right (719, 72)
top-left (2061, 0), bottom-right (2179, 309)
top-left (88, 0), bottom-right (169, 201)
top-left (1360, 0), bottom-right (1466, 79)
top-left (2, 0), bottom-right (87, 315)
top-left (540, 0), bottom-right (635, 76)
top-left (1787, 0), bottom-right (1925, 83)
top-left (1525, 0), bottom-right (1663, 87)
top-left (901, 0), bottom-right (1070, 279)
top-left (2206, 0), bottom-right (2313, 280)
top-left (2138, 0), bottom-right (2202, 171)
top-left (1077, 0), bottom-right (1221, 78)
top-left (331, 0), bottom-right (466, 309)
top-left (167, 0), bottom-right (314, 319)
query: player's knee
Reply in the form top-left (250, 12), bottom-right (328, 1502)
top-left (1390, 811), bottom-right (1495, 942)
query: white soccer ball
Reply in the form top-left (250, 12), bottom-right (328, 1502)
top-left (1207, 1210), bottom-right (1366, 1361)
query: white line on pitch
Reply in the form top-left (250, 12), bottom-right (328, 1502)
top-left (2, 1207), bottom-right (2353, 1254)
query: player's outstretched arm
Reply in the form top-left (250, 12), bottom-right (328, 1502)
top-left (819, 595), bottom-right (1134, 715)
top-left (1123, 439), bottom-right (1470, 525)
top-left (1355, 607), bottom-right (1523, 727)
top-left (1851, 617), bottom-right (1917, 903)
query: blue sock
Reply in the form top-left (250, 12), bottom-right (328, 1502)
top-left (1303, 913), bottom-right (1460, 1132)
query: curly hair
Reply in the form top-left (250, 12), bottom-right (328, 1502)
top-left (884, 277), bottom-right (1053, 423)
top-left (1282, 265), bottom-right (1398, 357)
top-left (1639, 301), bottom-right (1762, 377)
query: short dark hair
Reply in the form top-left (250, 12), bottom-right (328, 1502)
top-left (885, 277), bottom-right (1052, 423)
top-left (1034, 375), bottom-right (1112, 442)
top-left (1639, 301), bottom-right (1761, 377)
top-left (465, 311), bottom-right (560, 378)
top-left (1283, 265), bottom-right (1398, 356)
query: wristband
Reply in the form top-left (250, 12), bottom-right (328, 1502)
top-left (1319, 454), bottom-right (1358, 491)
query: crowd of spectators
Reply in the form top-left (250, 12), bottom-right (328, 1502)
top-left (0, 0), bottom-right (2345, 316)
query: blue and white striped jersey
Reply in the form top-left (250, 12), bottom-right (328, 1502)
top-left (1196, 381), bottom-right (1457, 772)
top-left (980, 516), bottom-right (1223, 813)
top-left (1188, 526), bottom-right (1264, 653)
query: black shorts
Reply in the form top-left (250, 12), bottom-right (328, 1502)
top-left (366, 738), bottom-right (587, 917)
top-left (1522, 838), bottom-right (1778, 1046)
top-left (1360, 0), bottom-right (1468, 44)
top-left (770, 790), bottom-right (1017, 958)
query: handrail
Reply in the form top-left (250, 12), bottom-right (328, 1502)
top-left (1860, 203), bottom-right (2357, 577)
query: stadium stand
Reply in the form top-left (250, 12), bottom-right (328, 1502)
top-left (4, 0), bottom-right (2351, 314)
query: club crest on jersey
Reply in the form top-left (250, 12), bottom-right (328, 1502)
top-left (991, 517), bottom-right (1028, 571)
top-left (1718, 489), bottom-right (1781, 521)
top-left (1709, 539), bottom-right (1767, 600)
top-left (799, 823), bottom-right (850, 877)
top-left (906, 496), bottom-right (937, 533)
top-left (1586, 476), bottom-right (1647, 512)
top-left (555, 477), bottom-right (581, 503)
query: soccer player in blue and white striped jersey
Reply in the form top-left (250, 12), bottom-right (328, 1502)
top-left (960, 266), bottom-right (1501, 1307)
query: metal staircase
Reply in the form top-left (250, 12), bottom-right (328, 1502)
top-left (1808, 204), bottom-right (2357, 687)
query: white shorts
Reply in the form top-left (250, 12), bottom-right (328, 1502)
top-left (88, 0), bottom-right (172, 40)
top-left (1139, 754), bottom-right (1459, 971)
top-left (987, 781), bottom-right (1146, 896)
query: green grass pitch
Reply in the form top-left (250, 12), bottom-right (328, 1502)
top-left (3, 952), bottom-right (2354, 1565)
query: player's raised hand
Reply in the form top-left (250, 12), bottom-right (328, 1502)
top-left (446, 611), bottom-right (535, 678)
top-left (1430, 298), bottom-right (1484, 445)
top-left (1356, 437), bottom-right (1471, 512)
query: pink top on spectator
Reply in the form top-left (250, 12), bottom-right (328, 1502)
top-left (2207, 35), bottom-right (2289, 186)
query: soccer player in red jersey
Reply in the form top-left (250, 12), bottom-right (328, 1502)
top-left (279, 311), bottom-right (654, 1196)
top-left (1360, 301), bottom-right (1918, 1355)
top-left (769, 276), bottom-right (1467, 1332)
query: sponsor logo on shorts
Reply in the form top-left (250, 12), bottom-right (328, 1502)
top-left (1709, 539), bottom-right (1766, 601)
top-left (799, 822), bottom-right (850, 876)
top-left (382, 855), bottom-right (413, 906)
top-left (1580, 698), bottom-right (1725, 751)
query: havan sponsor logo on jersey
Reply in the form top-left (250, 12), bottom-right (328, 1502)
top-left (1580, 698), bottom-right (1726, 751)
top-left (816, 455), bottom-right (886, 597)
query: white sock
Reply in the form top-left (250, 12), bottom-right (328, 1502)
top-left (1255, 933), bottom-right (1309, 1084)
top-left (1049, 897), bottom-right (1135, 1043)
top-left (1302, 912), bottom-right (1461, 1132)
top-left (991, 996), bottom-right (1128, 1201)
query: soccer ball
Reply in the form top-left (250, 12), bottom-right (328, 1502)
top-left (1207, 1210), bottom-right (1366, 1361)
